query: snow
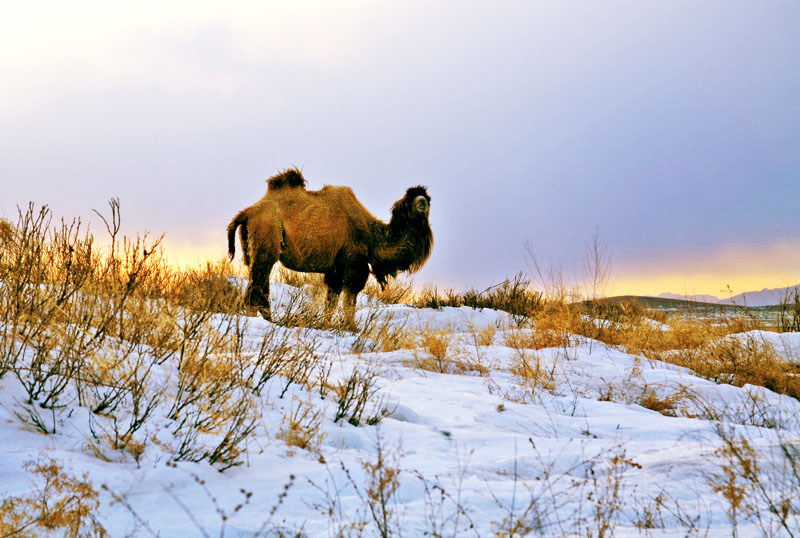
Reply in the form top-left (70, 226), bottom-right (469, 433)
top-left (726, 330), bottom-right (800, 363)
top-left (2, 283), bottom-right (800, 536)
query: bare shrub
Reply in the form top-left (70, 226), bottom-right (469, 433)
top-left (273, 264), bottom-right (325, 291)
top-left (414, 273), bottom-right (542, 324)
top-left (509, 349), bottom-right (557, 400)
top-left (0, 455), bottom-right (107, 538)
top-left (273, 283), bottom-right (327, 329)
top-left (242, 324), bottom-right (301, 395)
top-left (406, 327), bottom-right (490, 376)
top-left (333, 363), bottom-right (389, 426)
top-left (708, 423), bottom-right (800, 536)
top-left (490, 441), bottom-right (643, 537)
top-left (171, 261), bottom-right (243, 314)
top-left (309, 431), bottom-right (403, 538)
top-left (167, 311), bottom-right (260, 469)
top-left (277, 396), bottom-right (326, 455)
top-left (171, 382), bottom-right (259, 470)
top-left (583, 448), bottom-right (643, 538)
top-left (0, 201), bottom-right (267, 469)
top-left (689, 387), bottom-right (794, 429)
top-left (779, 286), bottom-right (800, 333)
top-left (665, 334), bottom-right (800, 401)
top-left (350, 301), bottom-right (412, 354)
top-left (413, 460), bottom-right (480, 538)
top-left (276, 329), bottom-right (322, 398)
top-left (105, 463), bottom-right (299, 537)
top-left (363, 274), bottom-right (415, 305)
top-left (360, 432), bottom-right (403, 538)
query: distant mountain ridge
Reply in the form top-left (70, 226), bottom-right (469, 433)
top-left (657, 284), bottom-right (799, 307)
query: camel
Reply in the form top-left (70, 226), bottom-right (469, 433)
top-left (227, 169), bottom-right (433, 326)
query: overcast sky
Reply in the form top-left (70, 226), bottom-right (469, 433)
top-left (1, 1), bottom-right (798, 297)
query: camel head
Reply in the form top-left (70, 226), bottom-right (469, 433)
top-left (389, 186), bottom-right (431, 225)
top-left (371, 186), bottom-right (433, 287)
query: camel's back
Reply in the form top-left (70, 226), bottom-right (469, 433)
top-left (263, 185), bottom-right (377, 225)
top-left (259, 184), bottom-right (379, 270)
top-left (312, 185), bottom-right (377, 222)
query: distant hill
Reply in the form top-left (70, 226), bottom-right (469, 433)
top-left (657, 292), bottom-right (721, 303)
top-left (658, 284), bottom-right (799, 307)
top-left (603, 295), bottom-right (740, 311)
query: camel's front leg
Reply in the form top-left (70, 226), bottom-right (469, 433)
top-left (341, 260), bottom-right (368, 331)
top-left (342, 291), bottom-right (358, 330)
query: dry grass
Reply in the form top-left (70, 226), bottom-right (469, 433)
top-left (778, 286), bottom-right (800, 332)
top-left (350, 301), bottom-right (415, 354)
top-left (654, 334), bottom-right (800, 401)
top-left (363, 274), bottom-right (416, 305)
top-left (508, 349), bottom-right (557, 400)
top-left (414, 273), bottom-right (542, 323)
top-left (277, 396), bottom-right (326, 455)
top-left (406, 327), bottom-right (491, 376)
top-left (0, 202), bottom-right (324, 470)
top-left (171, 261), bottom-right (244, 314)
top-left (708, 423), bottom-right (800, 535)
top-left (409, 265), bottom-right (800, 405)
top-left (272, 264), bottom-right (325, 291)
top-left (332, 362), bottom-right (391, 427)
top-left (636, 386), bottom-right (690, 416)
top-left (0, 456), bottom-right (107, 537)
top-left (4, 201), bottom-right (800, 536)
top-left (503, 325), bottom-right (572, 352)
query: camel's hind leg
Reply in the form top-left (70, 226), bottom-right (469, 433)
top-left (323, 271), bottom-right (343, 327)
top-left (245, 259), bottom-right (275, 320)
top-left (244, 217), bottom-right (281, 321)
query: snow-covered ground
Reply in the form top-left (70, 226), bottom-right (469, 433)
top-left (2, 283), bottom-right (800, 536)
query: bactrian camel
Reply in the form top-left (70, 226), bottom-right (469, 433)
top-left (227, 169), bottom-right (433, 326)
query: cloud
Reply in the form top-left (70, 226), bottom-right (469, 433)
top-left (1, 1), bottom-right (798, 298)
top-left (613, 239), bottom-right (800, 296)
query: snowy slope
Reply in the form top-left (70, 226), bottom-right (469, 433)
top-left (2, 284), bottom-right (800, 536)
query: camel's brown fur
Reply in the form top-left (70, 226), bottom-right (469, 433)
top-left (227, 168), bottom-right (433, 326)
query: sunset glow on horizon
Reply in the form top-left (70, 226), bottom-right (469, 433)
top-left (610, 238), bottom-right (800, 298)
top-left (159, 231), bottom-right (800, 300)
top-left (610, 272), bottom-right (800, 300)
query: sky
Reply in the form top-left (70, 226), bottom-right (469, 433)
top-left (1, 1), bottom-right (798, 298)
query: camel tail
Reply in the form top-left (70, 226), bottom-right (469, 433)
top-left (227, 209), bottom-right (250, 265)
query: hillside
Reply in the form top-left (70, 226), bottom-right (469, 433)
top-left (600, 295), bottom-right (727, 310)
top-left (3, 206), bottom-right (800, 536)
top-left (3, 279), bottom-right (800, 536)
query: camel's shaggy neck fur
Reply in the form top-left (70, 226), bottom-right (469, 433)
top-left (369, 186), bottom-right (433, 288)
